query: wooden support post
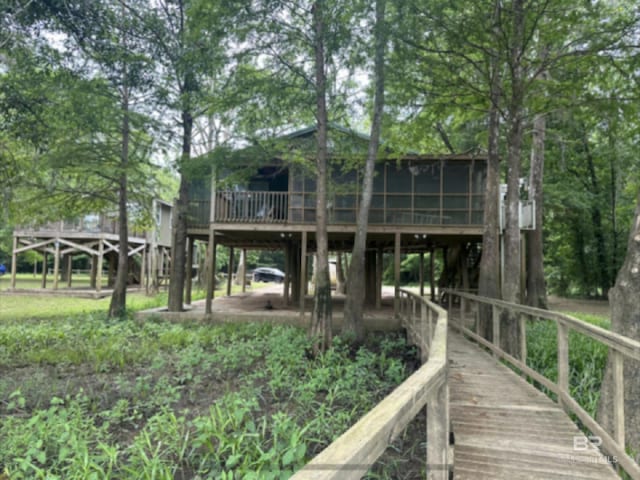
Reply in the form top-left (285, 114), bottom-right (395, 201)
top-left (205, 230), bottom-right (216, 314)
top-left (376, 247), bottom-right (383, 309)
top-left (557, 321), bottom-right (569, 407)
top-left (612, 350), bottom-right (625, 449)
top-left (520, 235), bottom-right (527, 303)
top-left (300, 231), bottom-right (307, 314)
top-left (67, 254), bottom-right (73, 287)
top-left (284, 241), bottom-right (290, 304)
top-left (90, 256), bottom-right (97, 288)
top-left (10, 235), bottom-right (18, 289)
top-left (226, 246), bottom-right (234, 297)
top-left (96, 241), bottom-right (104, 293)
top-left (42, 251), bottom-right (48, 289)
top-left (53, 240), bottom-right (60, 290)
top-left (429, 249), bottom-right (436, 302)
top-left (427, 382), bottom-right (449, 480)
top-left (185, 237), bottom-right (194, 305)
top-left (291, 242), bottom-right (300, 304)
top-left (241, 248), bottom-right (247, 293)
top-left (419, 251), bottom-right (425, 297)
top-left (394, 232), bottom-right (401, 316)
top-left (141, 245), bottom-right (147, 292)
top-left (365, 250), bottom-right (376, 306)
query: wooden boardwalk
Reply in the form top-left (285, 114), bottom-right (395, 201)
top-left (448, 332), bottom-right (619, 480)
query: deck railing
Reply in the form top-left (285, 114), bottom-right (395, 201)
top-left (444, 289), bottom-right (640, 480)
top-left (187, 190), bottom-right (485, 228)
top-left (15, 217), bottom-right (146, 238)
top-left (291, 289), bottom-right (450, 480)
top-left (214, 191), bottom-right (288, 224)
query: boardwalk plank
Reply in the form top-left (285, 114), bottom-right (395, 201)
top-left (448, 332), bottom-right (619, 480)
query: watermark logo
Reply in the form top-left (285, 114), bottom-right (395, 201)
top-left (570, 436), bottom-right (618, 466)
top-left (573, 435), bottom-right (602, 451)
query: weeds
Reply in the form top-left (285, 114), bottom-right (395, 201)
top-left (526, 313), bottom-right (609, 417)
top-left (0, 316), bottom-right (415, 478)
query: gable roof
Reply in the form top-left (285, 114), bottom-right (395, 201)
top-left (281, 122), bottom-right (371, 144)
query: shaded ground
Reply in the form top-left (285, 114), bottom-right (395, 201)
top-left (547, 295), bottom-right (610, 318)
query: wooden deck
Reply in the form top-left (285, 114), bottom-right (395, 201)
top-left (448, 332), bottom-right (619, 480)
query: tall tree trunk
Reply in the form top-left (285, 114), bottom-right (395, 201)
top-left (597, 190), bottom-right (640, 453)
top-left (608, 132), bottom-right (619, 288)
top-left (526, 111), bottom-right (547, 308)
top-left (584, 133), bottom-right (610, 296)
top-left (309, 0), bottom-right (332, 354)
top-left (478, 0), bottom-right (502, 341)
top-left (501, 0), bottom-right (524, 357)
top-left (109, 83), bottom-right (130, 318)
top-left (168, 104), bottom-right (193, 311)
top-left (342, 0), bottom-right (386, 344)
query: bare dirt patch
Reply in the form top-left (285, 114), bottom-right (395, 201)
top-left (547, 295), bottom-right (610, 318)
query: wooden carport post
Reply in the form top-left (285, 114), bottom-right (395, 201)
top-left (394, 232), bottom-right (401, 315)
top-left (10, 235), bottom-right (18, 289)
top-left (205, 229), bottom-right (217, 314)
top-left (300, 231), bottom-right (307, 314)
top-left (226, 246), bottom-right (234, 297)
top-left (53, 240), bottom-right (60, 290)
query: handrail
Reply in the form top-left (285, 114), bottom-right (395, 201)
top-left (214, 191), bottom-right (288, 224)
top-left (291, 289), bottom-right (450, 480)
top-left (444, 289), bottom-right (640, 480)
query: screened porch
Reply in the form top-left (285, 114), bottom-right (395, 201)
top-left (188, 157), bottom-right (487, 228)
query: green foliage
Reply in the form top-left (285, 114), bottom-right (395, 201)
top-left (0, 316), bottom-right (415, 478)
top-left (526, 313), bottom-right (610, 417)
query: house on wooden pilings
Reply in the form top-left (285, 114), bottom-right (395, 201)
top-left (9, 200), bottom-right (173, 296)
top-left (184, 124), bottom-right (487, 311)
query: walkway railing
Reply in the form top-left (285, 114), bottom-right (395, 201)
top-left (291, 288), bottom-right (450, 479)
top-left (444, 289), bottom-right (640, 480)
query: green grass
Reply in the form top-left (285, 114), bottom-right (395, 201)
top-left (0, 272), bottom-right (94, 289)
top-left (0, 273), bottom-right (268, 322)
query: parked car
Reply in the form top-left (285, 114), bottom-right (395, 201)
top-left (252, 267), bottom-right (285, 283)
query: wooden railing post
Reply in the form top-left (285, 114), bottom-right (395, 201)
top-left (427, 381), bottom-right (449, 480)
top-left (557, 321), bottom-right (569, 407)
top-left (492, 305), bottom-right (500, 352)
top-left (519, 314), bottom-right (527, 366)
top-left (612, 350), bottom-right (625, 449)
top-left (421, 302), bottom-right (428, 362)
top-left (474, 302), bottom-right (480, 335)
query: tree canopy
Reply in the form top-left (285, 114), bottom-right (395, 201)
top-left (2, 0), bottom-right (639, 301)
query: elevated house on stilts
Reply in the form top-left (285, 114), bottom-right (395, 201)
top-left (185, 125), bottom-right (489, 314)
top-left (9, 200), bottom-right (173, 297)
